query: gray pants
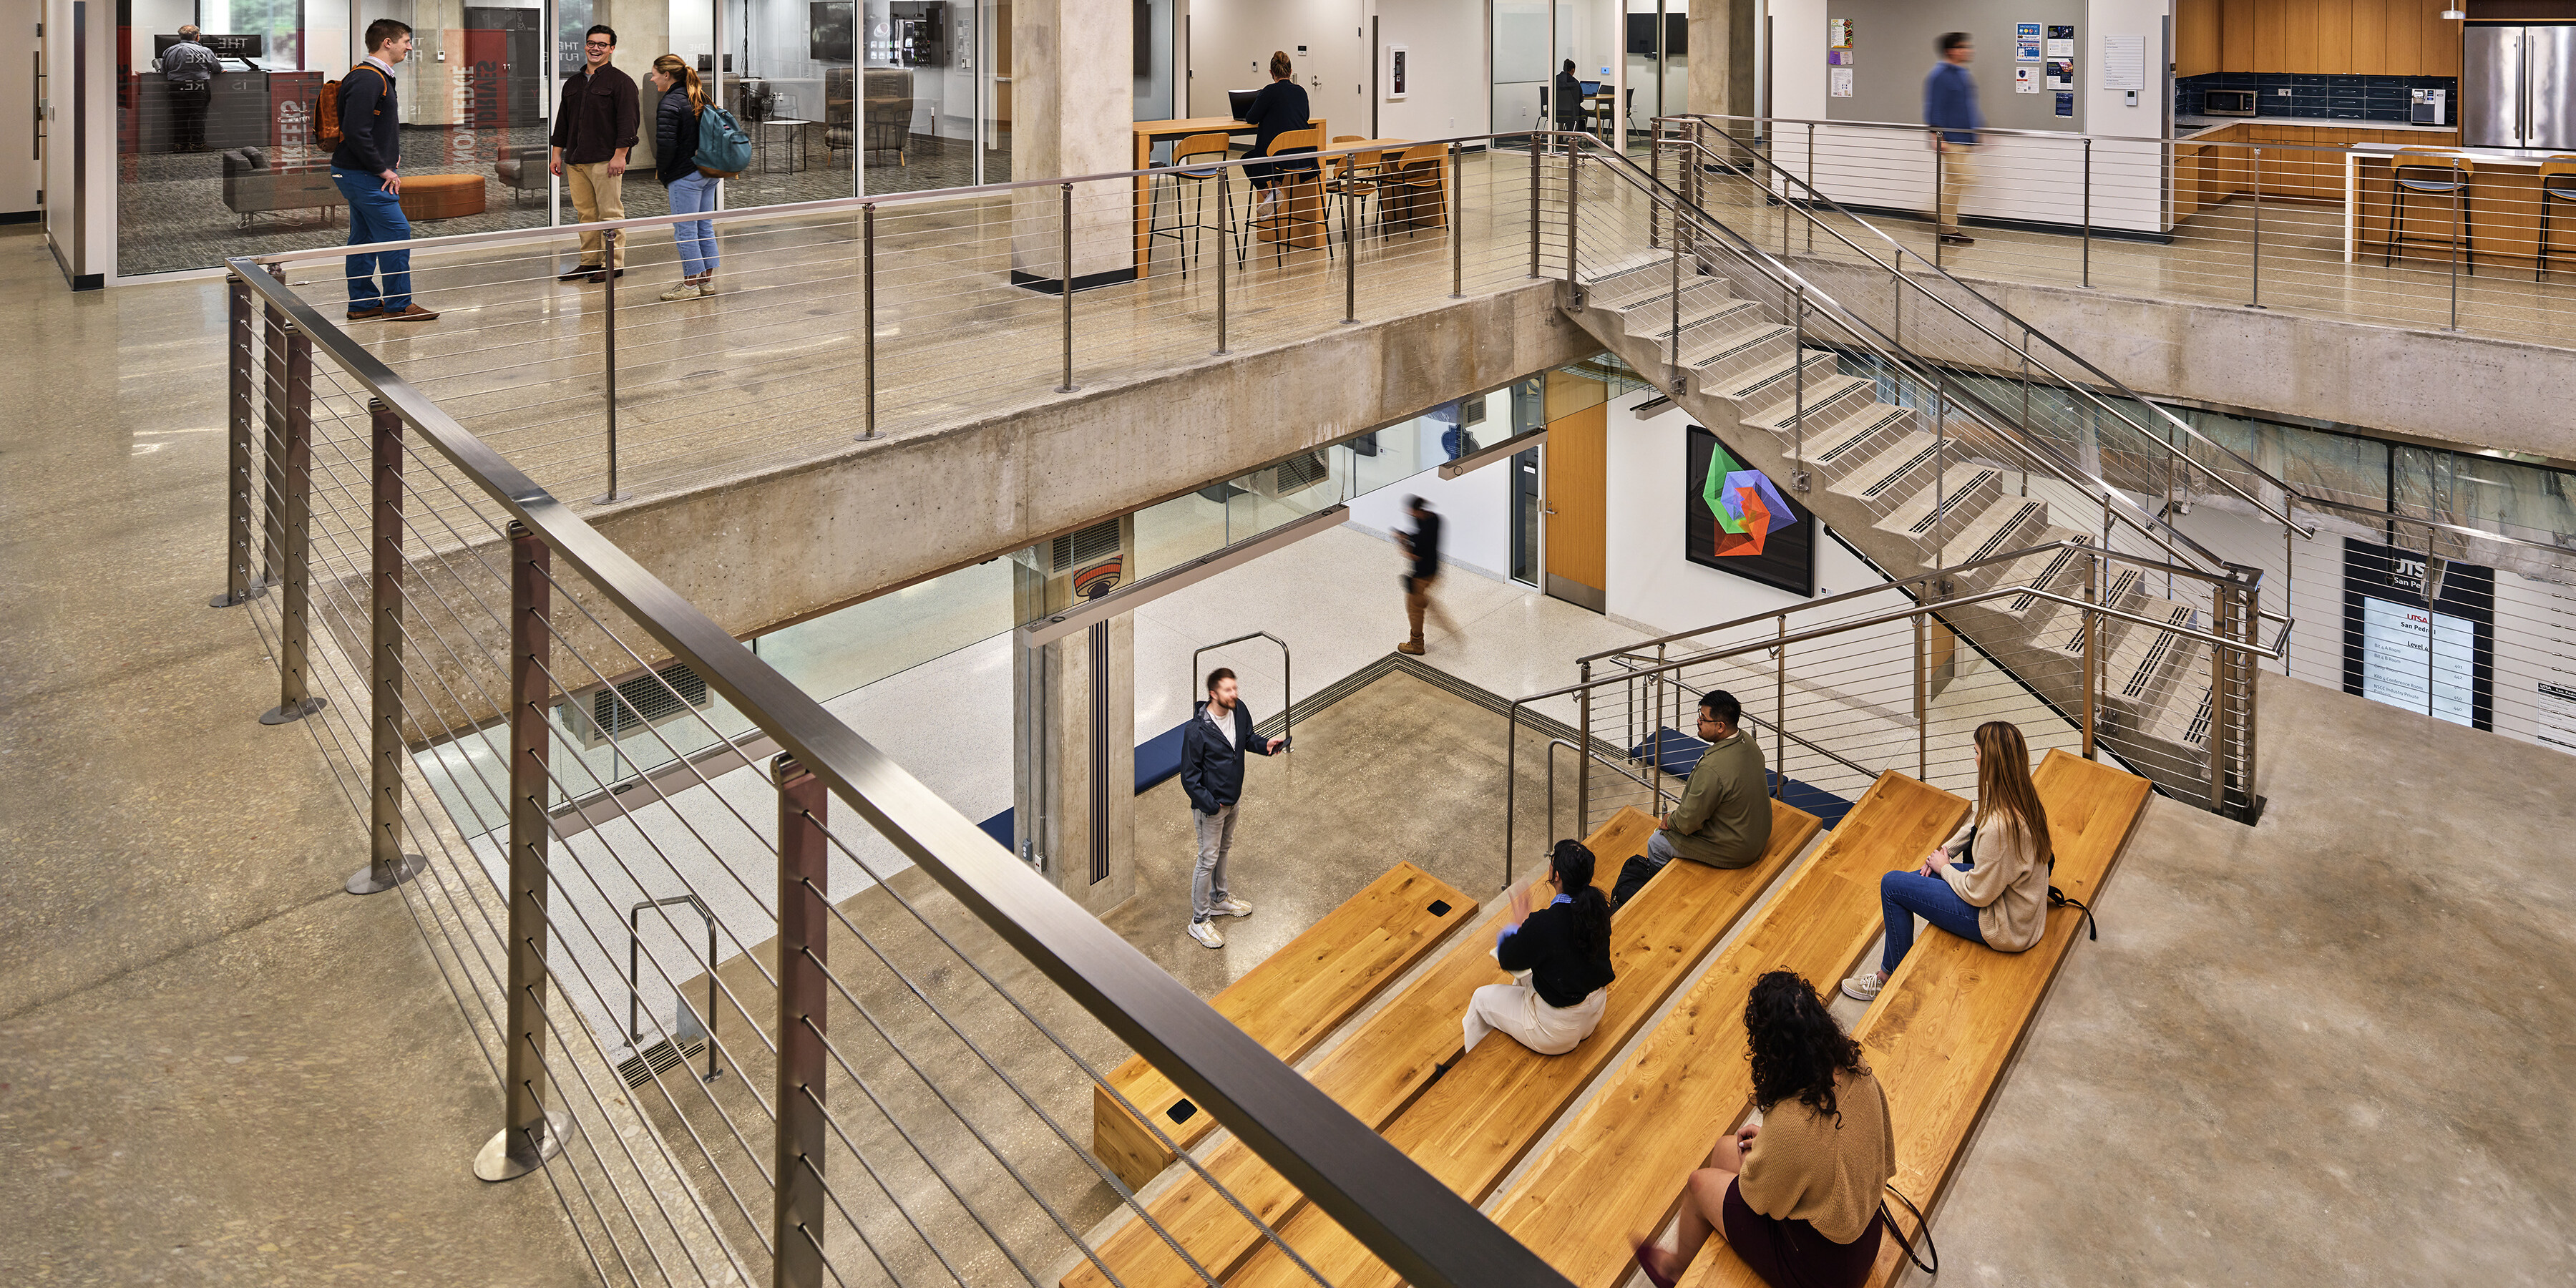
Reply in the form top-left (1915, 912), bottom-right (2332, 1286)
top-left (1191, 804), bottom-right (1239, 922)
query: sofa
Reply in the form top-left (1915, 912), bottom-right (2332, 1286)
top-left (220, 147), bottom-right (345, 230)
top-left (496, 145), bottom-right (550, 205)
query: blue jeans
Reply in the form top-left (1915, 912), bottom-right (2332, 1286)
top-left (668, 172), bottom-right (720, 278)
top-left (331, 170), bottom-right (412, 311)
top-left (1879, 865), bottom-right (1984, 975)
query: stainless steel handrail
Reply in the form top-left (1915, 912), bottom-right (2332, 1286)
top-left (1661, 116), bottom-right (2318, 540)
top-left (1599, 654), bottom-right (1882, 783)
top-left (224, 258), bottom-right (1576, 1288)
top-left (629, 894), bottom-right (722, 1083)
top-left (1192, 631), bottom-right (1294, 752)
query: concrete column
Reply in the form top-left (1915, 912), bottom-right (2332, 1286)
top-left (1687, 0), bottom-right (1756, 120)
top-left (1008, 0), bottom-right (1133, 288)
top-left (1010, 519), bottom-right (1138, 917)
top-left (597, 1), bottom-right (671, 166)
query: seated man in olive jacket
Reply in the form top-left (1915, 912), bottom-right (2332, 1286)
top-left (1611, 689), bottom-right (1772, 907)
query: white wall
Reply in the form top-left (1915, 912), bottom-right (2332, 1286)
top-left (1375, 0), bottom-right (1487, 139)
top-left (44, 0), bottom-right (114, 282)
top-left (1602, 388), bottom-right (1884, 634)
top-left (1189, 0), bottom-right (1370, 139)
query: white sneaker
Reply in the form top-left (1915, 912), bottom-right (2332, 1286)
top-left (1188, 919), bottom-right (1226, 949)
top-left (1839, 970), bottom-right (1885, 1002)
top-left (1209, 897), bottom-right (1254, 919)
top-left (659, 281), bottom-right (703, 301)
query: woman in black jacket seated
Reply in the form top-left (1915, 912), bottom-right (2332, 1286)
top-left (1463, 839), bottom-right (1616, 1055)
top-left (1241, 49), bottom-right (1317, 220)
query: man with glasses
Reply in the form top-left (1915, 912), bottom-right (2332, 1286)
top-left (550, 24), bottom-right (640, 283)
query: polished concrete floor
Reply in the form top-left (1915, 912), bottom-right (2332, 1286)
top-left (0, 225), bottom-right (597, 1283)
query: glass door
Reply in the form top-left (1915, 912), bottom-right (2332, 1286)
top-left (1624, 0), bottom-right (1687, 145)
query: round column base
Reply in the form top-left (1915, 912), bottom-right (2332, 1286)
top-left (346, 852), bottom-right (428, 895)
top-left (259, 696), bottom-right (328, 726)
top-left (473, 1111), bottom-right (569, 1182)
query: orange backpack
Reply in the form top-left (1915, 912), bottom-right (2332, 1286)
top-left (316, 65), bottom-right (388, 147)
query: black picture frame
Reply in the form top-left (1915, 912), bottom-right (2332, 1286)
top-left (2339, 536), bottom-right (2494, 731)
top-left (1684, 425), bottom-right (1815, 597)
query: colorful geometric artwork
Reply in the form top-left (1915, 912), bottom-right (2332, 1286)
top-left (1685, 426), bottom-right (1815, 596)
top-left (1701, 444), bottom-right (1795, 557)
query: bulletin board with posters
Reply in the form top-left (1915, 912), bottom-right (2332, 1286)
top-left (1822, 0), bottom-right (2084, 134)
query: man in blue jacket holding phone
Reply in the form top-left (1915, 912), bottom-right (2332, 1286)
top-left (1179, 667), bottom-right (1287, 949)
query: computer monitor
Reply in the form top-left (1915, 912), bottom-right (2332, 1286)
top-left (1579, 80), bottom-right (1601, 96)
top-left (1227, 88), bottom-right (1259, 121)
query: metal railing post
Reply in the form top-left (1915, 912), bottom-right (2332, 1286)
top-left (353, 400), bottom-right (426, 894)
top-left (598, 228), bottom-right (623, 504)
top-left (1806, 120), bottom-right (1817, 253)
top-left (260, 301), bottom-right (288, 585)
top-left (213, 275), bottom-right (263, 608)
top-left (1933, 144), bottom-right (1945, 271)
top-left (1913, 613), bottom-right (1928, 781)
top-left (774, 753), bottom-right (830, 1287)
top-left (1450, 141), bottom-right (1465, 299)
top-left (475, 522), bottom-right (566, 1183)
top-left (858, 206), bottom-right (879, 440)
top-left (1669, 199), bottom-right (1684, 381)
top-left (2446, 171), bottom-right (2463, 332)
top-left (259, 320), bottom-right (323, 726)
top-left (1215, 167), bottom-right (1233, 352)
top-left (1058, 182), bottom-right (1080, 392)
top-left (1528, 136), bottom-right (1543, 279)
top-left (1773, 617), bottom-right (1787, 798)
top-left (1792, 285), bottom-right (1807, 476)
top-left (2082, 552), bottom-right (2099, 759)
top-left (2082, 137), bottom-right (2093, 288)
top-left (1650, 130), bottom-right (1664, 250)
top-left (1576, 659), bottom-right (1592, 828)
top-left (1340, 178), bottom-right (1358, 324)
top-left (2248, 148), bottom-right (2265, 308)
top-left (1564, 150), bottom-right (1581, 294)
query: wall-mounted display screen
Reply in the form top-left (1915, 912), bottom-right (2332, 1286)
top-left (2341, 537), bottom-right (2494, 730)
top-left (811, 1), bottom-right (853, 62)
top-left (1626, 14), bottom-right (1688, 57)
top-left (1686, 426), bottom-right (1815, 597)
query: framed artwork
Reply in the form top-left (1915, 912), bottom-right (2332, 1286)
top-left (1685, 425), bottom-right (1815, 597)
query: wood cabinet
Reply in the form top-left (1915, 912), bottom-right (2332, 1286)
top-left (2195, 0), bottom-right (2463, 77)
top-left (2177, 124), bottom-right (2463, 212)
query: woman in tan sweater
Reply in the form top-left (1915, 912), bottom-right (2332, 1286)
top-left (1841, 721), bottom-right (2054, 1002)
top-left (1635, 971), bottom-right (1894, 1288)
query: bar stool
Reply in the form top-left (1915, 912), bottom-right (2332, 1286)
top-left (2537, 155), bottom-right (2576, 283)
top-left (2382, 148), bottom-right (2475, 275)
top-left (1146, 132), bottom-right (1234, 278)
top-left (1244, 126), bottom-right (1330, 269)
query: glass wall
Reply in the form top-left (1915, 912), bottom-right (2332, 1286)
top-left (1624, 0), bottom-right (1687, 143)
top-left (111, 0), bottom-right (1011, 277)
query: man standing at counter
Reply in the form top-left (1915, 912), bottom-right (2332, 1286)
top-left (1924, 32), bottom-right (1983, 247)
top-left (551, 26), bottom-right (640, 283)
top-left (159, 26), bottom-right (220, 152)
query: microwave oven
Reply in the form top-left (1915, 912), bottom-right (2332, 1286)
top-left (2203, 89), bottom-right (2258, 117)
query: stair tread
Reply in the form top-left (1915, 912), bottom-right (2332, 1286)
top-left (1879, 464), bottom-right (2007, 547)
top-left (1826, 431), bottom-right (1942, 503)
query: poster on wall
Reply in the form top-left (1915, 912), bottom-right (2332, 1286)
top-left (2537, 681), bottom-right (2576, 753)
top-left (1831, 67), bottom-right (1855, 97)
top-left (1828, 18), bottom-right (1854, 49)
top-left (1386, 44), bottom-right (1408, 99)
top-left (2045, 58), bottom-right (2074, 90)
top-left (2016, 23), bottom-right (2043, 62)
top-left (2341, 537), bottom-right (2494, 731)
top-left (1685, 426), bottom-right (1816, 597)
top-left (2016, 67), bottom-right (2038, 94)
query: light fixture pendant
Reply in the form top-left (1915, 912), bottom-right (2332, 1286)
top-left (2439, 6), bottom-right (2466, 18)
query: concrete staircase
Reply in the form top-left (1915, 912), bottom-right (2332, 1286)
top-left (1566, 255), bottom-right (2222, 802)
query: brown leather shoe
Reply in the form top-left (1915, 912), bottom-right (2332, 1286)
top-left (1397, 640), bottom-right (1425, 655)
top-left (346, 306), bottom-right (384, 321)
top-left (379, 303), bottom-right (441, 323)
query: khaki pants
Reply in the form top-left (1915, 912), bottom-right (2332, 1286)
top-left (565, 160), bottom-right (628, 268)
top-left (1463, 972), bottom-right (1608, 1055)
top-left (1934, 143), bottom-right (1973, 236)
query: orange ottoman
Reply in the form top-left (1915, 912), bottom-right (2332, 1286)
top-left (399, 172), bottom-right (488, 221)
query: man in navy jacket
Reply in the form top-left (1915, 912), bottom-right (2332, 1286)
top-left (1923, 31), bottom-right (1984, 245)
top-left (1179, 668), bottom-right (1286, 949)
top-left (331, 19), bottom-right (436, 321)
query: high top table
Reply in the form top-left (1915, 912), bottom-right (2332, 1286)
top-left (1131, 115), bottom-right (1325, 270)
top-left (2343, 141), bottom-right (2567, 267)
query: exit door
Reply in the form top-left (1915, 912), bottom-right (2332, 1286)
top-left (1541, 368), bottom-right (1609, 612)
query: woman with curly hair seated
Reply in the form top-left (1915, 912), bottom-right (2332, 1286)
top-left (1634, 970), bottom-right (1894, 1288)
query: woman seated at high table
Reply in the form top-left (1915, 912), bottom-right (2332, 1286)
top-left (1843, 719), bottom-right (2055, 1002)
top-left (1460, 839), bottom-right (1615, 1057)
top-left (1241, 49), bottom-right (1318, 220)
top-left (1634, 970), bottom-right (1894, 1288)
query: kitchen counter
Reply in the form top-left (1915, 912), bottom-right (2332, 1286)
top-left (2175, 113), bottom-right (2464, 139)
top-left (2342, 142), bottom-right (2568, 264)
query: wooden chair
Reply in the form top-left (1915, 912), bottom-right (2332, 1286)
top-left (1324, 135), bottom-right (1388, 240)
top-left (2382, 147), bottom-right (2474, 274)
top-left (1244, 125), bottom-right (1330, 268)
top-left (1379, 143), bottom-right (1450, 238)
top-left (2537, 155), bottom-right (2576, 283)
top-left (1145, 131), bottom-right (1234, 278)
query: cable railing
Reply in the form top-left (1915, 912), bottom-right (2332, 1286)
top-left (1503, 539), bottom-right (2284, 877)
top-left (1677, 112), bottom-right (2576, 346)
top-left (214, 258), bottom-right (1577, 1288)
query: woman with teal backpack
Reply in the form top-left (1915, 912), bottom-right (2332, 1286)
top-left (650, 54), bottom-right (719, 299)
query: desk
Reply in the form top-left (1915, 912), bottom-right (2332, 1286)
top-left (2343, 142), bottom-right (2564, 267)
top-left (1131, 115), bottom-right (1324, 268)
top-left (759, 118), bottom-right (814, 174)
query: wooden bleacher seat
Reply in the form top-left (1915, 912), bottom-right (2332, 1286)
top-left (1061, 806), bottom-right (1658, 1288)
top-left (1674, 751), bottom-right (2152, 1288)
top-left (1220, 798), bottom-right (1827, 1288)
top-left (1092, 861), bottom-right (1478, 1191)
top-left (1476, 771), bottom-right (1971, 1288)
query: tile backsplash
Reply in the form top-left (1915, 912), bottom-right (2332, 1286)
top-left (2175, 72), bottom-right (2459, 122)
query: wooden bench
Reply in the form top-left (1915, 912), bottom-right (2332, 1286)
top-left (1675, 751), bottom-right (2152, 1288)
top-left (1092, 861), bottom-right (1478, 1191)
top-left (1062, 805), bottom-right (1670, 1288)
top-left (1479, 772), bottom-right (1971, 1288)
top-left (1220, 798), bottom-right (1828, 1288)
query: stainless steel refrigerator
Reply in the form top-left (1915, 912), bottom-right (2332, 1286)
top-left (2462, 24), bottom-right (2576, 150)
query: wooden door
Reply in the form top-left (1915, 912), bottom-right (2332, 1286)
top-left (1542, 401), bottom-right (1609, 613)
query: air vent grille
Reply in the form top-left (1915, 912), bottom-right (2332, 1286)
top-left (1050, 519), bottom-right (1123, 573)
top-left (1273, 450), bottom-right (1330, 493)
top-left (596, 663), bottom-right (708, 733)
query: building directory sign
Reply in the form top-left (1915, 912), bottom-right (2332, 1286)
top-left (2341, 537), bottom-right (2495, 731)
